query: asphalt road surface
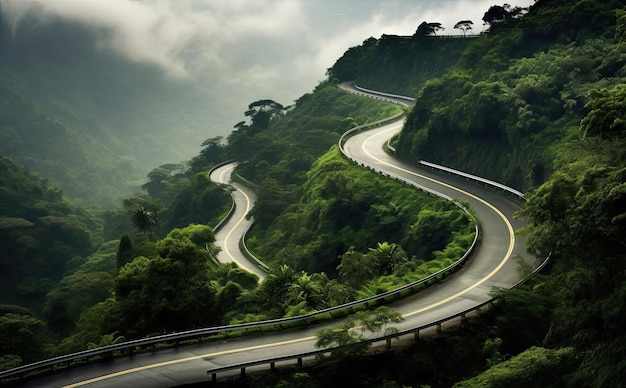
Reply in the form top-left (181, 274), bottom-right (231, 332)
top-left (209, 163), bottom-right (267, 281)
top-left (14, 94), bottom-right (535, 388)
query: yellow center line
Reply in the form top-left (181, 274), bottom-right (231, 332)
top-left (223, 179), bottom-right (252, 263)
top-left (359, 123), bottom-right (516, 317)
top-left (63, 336), bottom-right (317, 387)
top-left (215, 164), bottom-right (255, 272)
top-left (65, 124), bottom-right (516, 386)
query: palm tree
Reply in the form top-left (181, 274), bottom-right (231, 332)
top-left (288, 272), bottom-right (323, 309)
top-left (87, 331), bottom-right (126, 349)
top-left (260, 264), bottom-right (295, 315)
top-left (337, 248), bottom-right (374, 289)
top-left (130, 204), bottom-right (158, 240)
top-left (369, 242), bottom-right (407, 276)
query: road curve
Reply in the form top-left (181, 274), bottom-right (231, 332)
top-left (209, 163), bottom-right (267, 281)
top-left (13, 90), bottom-right (535, 388)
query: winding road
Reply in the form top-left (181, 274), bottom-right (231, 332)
top-left (209, 163), bottom-right (266, 281)
top-left (12, 87), bottom-right (535, 387)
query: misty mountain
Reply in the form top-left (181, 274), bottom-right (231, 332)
top-left (0, 15), bottom-right (227, 206)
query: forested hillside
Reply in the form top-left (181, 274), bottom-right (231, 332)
top-left (1, 77), bottom-right (477, 371)
top-left (3, 0), bottom-right (626, 386)
top-left (247, 146), bottom-right (474, 278)
top-left (393, 0), bottom-right (626, 192)
top-left (0, 16), bottom-right (219, 206)
top-left (281, 0), bottom-right (625, 386)
top-left (330, 33), bottom-right (472, 96)
top-left (0, 156), bottom-right (97, 309)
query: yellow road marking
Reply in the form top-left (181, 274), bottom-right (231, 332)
top-left (216, 165), bottom-right (254, 269)
top-left (65, 124), bottom-right (516, 386)
top-left (63, 336), bottom-right (317, 387)
top-left (359, 124), bottom-right (516, 317)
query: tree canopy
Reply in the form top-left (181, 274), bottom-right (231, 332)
top-left (454, 20), bottom-right (474, 36)
top-left (415, 21), bottom-right (445, 36)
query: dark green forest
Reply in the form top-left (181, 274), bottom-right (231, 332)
top-left (329, 33), bottom-right (472, 97)
top-left (267, 0), bottom-right (626, 386)
top-left (0, 74), bottom-right (475, 371)
top-left (2, 0), bottom-right (626, 386)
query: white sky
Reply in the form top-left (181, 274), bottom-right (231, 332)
top-left (1, 0), bottom-right (535, 139)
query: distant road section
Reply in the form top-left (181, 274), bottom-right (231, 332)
top-left (209, 163), bottom-right (267, 281)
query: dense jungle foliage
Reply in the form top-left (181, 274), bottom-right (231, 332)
top-left (329, 33), bottom-right (472, 97)
top-left (0, 156), bottom-right (98, 311)
top-left (246, 147), bottom-right (474, 278)
top-left (392, 0), bottom-right (626, 193)
top-left (223, 81), bottom-right (402, 186)
top-left (3, 0), bottom-right (626, 386)
top-left (243, 0), bottom-right (624, 387)
top-left (0, 77), bottom-right (475, 370)
top-left (0, 17), bottom-right (217, 206)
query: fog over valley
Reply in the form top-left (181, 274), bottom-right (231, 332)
top-left (2, 0), bottom-right (534, 134)
top-left (0, 0), bottom-right (533, 204)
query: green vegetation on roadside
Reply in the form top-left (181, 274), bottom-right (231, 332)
top-left (5, 1), bottom-right (626, 387)
top-left (246, 146), bottom-right (474, 280)
top-left (0, 75), bottom-right (473, 369)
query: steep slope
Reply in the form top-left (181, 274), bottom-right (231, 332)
top-left (330, 33), bottom-right (471, 96)
top-left (395, 0), bottom-right (626, 191)
top-left (0, 155), bottom-right (97, 312)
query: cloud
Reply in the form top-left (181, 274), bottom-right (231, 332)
top-left (2, 0), bottom-right (307, 78)
top-left (1, 0), bottom-right (535, 132)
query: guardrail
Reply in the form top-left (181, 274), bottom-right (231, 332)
top-left (419, 161), bottom-right (525, 201)
top-left (207, 253), bottom-right (550, 382)
top-left (239, 229), bottom-right (270, 273)
top-left (338, 112), bottom-right (405, 155)
top-left (340, 82), bottom-right (415, 107)
top-left (1, 86), bottom-right (524, 385)
top-left (0, 216), bottom-right (478, 384)
top-left (207, 85), bottom-right (537, 382)
top-left (353, 83), bottom-right (416, 105)
top-left (341, 84), bottom-right (525, 201)
top-left (208, 162), bottom-right (269, 273)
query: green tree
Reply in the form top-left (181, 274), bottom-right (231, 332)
top-left (615, 7), bottom-right (626, 43)
top-left (415, 21), bottom-right (444, 36)
top-left (130, 204), bottom-right (158, 239)
top-left (116, 234), bottom-right (134, 271)
top-left (57, 297), bottom-right (122, 354)
top-left (44, 299), bottom-right (75, 339)
top-left (482, 5), bottom-right (512, 27)
top-left (580, 84), bottom-right (626, 139)
top-left (453, 347), bottom-right (576, 388)
top-left (259, 264), bottom-right (295, 317)
top-left (368, 242), bottom-right (408, 276)
top-left (244, 99), bottom-right (287, 131)
top-left (521, 162), bottom-right (626, 293)
top-left (287, 272), bottom-right (323, 310)
top-left (217, 264), bottom-right (260, 290)
top-left (114, 226), bottom-right (218, 336)
top-left (141, 167), bottom-right (171, 199)
top-left (0, 306), bottom-right (48, 363)
top-left (315, 307), bottom-right (404, 358)
top-left (189, 136), bottom-right (226, 172)
top-left (311, 272), bottom-right (355, 308)
top-left (86, 331), bottom-right (126, 349)
top-left (337, 248), bottom-right (374, 289)
top-left (215, 281), bottom-right (244, 319)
